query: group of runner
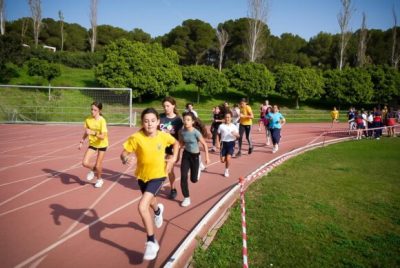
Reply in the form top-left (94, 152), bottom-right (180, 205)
top-left (76, 97), bottom-right (286, 261)
top-left (332, 105), bottom-right (398, 140)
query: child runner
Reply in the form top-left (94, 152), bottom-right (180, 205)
top-left (231, 104), bottom-right (241, 127)
top-left (218, 111), bottom-right (239, 177)
top-left (262, 106), bottom-right (272, 146)
top-left (210, 106), bottom-right (223, 152)
top-left (78, 101), bottom-right (108, 188)
top-left (266, 105), bottom-right (286, 153)
top-left (178, 112), bottom-right (210, 207)
top-left (386, 107), bottom-right (396, 137)
top-left (237, 98), bottom-right (254, 157)
top-left (185, 103), bottom-right (198, 118)
top-left (355, 110), bottom-right (364, 140)
top-left (120, 108), bottom-right (179, 261)
top-left (373, 107), bottom-right (383, 140)
top-left (258, 100), bottom-right (271, 131)
top-left (330, 106), bottom-right (339, 127)
top-left (160, 97), bottom-right (183, 199)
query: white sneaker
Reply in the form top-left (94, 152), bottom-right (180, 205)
top-left (154, 204), bottom-right (164, 228)
top-left (224, 169), bottom-right (229, 177)
top-left (272, 147), bottom-right (277, 153)
top-left (143, 240), bottom-right (159, 261)
top-left (86, 170), bottom-right (95, 181)
top-left (200, 161), bottom-right (206, 171)
top-left (94, 178), bottom-right (104, 188)
top-left (181, 197), bottom-right (191, 207)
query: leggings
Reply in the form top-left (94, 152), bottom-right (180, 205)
top-left (180, 150), bottom-right (200, 198)
top-left (270, 128), bottom-right (281, 145)
top-left (238, 124), bottom-right (253, 151)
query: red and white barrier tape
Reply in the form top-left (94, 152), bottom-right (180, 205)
top-left (239, 176), bottom-right (249, 268)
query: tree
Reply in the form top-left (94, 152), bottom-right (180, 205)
top-left (225, 62), bottom-right (275, 100)
top-left (356, 12), bottom-right (368, 67)
top-left (95, 39), bottom-right (182, 100)
top-left (130, 28), bottom-right (151, 43)
top-left (247, 0), bottom-right (269, 62)
top-left (391, 6), bottom-right (399, 69)
top-left (162, 19), bottom-right (216, 65)
top-left (26, 58), bottom-right (61, 100)
top-left (367, 65), bottom-right (400, 104)
top-left (216, 26), bottom-right (229, 72)
top-left (28, 0), bottom-right (42, 48)
top-left (89, 0), bottom-right (98, 53)
top-left (323, 67), bottom-right (373, 105)
top-left (337, 0), bottom-right (354, 70)
top-left (0, 0), bottom-right (5, 35)
top-left (182, 65), bottom-right (229, 103)
top-left (274, 64), bottom-right (324, 108)
top-left (58, 10), bottom-right (64, 51)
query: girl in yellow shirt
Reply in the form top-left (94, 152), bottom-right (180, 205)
top-left (78, 102), bottom-right (108, 188)
top-left (120, 108), bottom-right (179, 261)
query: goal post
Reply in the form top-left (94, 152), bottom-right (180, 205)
top-left (0, 85), bottom-right (133, 126)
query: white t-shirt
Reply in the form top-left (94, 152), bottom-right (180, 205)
top-left (218, 123), bottom-right (239, 142)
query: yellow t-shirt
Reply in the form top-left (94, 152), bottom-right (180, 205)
top-left (123, 130), bottom-right (176, 182)
top-left (331, 110), bottom-right (339, 120)
top-left (84, 116), bottom-right (109, 148)
top-left (239, 105), bottom-right (253, 125)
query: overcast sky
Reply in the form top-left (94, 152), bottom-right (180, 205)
top-left (5, 0), bottom-right (399, 40)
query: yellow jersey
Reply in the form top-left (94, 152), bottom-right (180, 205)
top-left (123, 130), bottom-right (176, 182)
top-left (239, 105), bottom-right (253, 125)
top-left (84, 116), bottom-right (108, 148)
top-left (331, 110), bottom-right (339, 120)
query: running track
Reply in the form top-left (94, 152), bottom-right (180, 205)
top-left (0, 123), bottom-right (349, 267)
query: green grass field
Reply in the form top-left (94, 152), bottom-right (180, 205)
top-left (193, 138), bottom-right (400, 268)
top-left (1, 64), bottom-right (350, 124)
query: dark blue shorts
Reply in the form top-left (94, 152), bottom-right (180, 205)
top-left (138, 177), bottom-right (165, 196)
top-left (220, 141), bottom-right (235, 157)
top-left (89, 146), bottom-right (107, 152)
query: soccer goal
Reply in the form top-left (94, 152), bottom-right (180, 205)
top-left (0, 85), bottom-right (134, 126)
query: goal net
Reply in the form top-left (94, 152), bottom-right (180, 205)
top-left (0, 85), bottom-right (133, 126)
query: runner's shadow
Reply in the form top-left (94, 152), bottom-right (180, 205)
top-left (43, 169), bottom-right (86, 185)
top-left (49, 203), bottom-right (144, 265)
top-left (100, 168), bottom-right (140, 190)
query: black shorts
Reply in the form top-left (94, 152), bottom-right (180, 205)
top-left (220, 141), bottom-right (235, 157)
top-left (165, 145), bottom-right (173, 155)
top-left (89, 146), bottom-right (107, 152)
top-left (138, 177), bottom-right (166, 196)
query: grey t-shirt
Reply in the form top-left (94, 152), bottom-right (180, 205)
top-left (179, 128), bottom-right (201, 153)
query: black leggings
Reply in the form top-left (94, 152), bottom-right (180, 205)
top-left (180, 150), bottom-right (200, 198)
top-left (238, 124), bottom-right (253, 151)
top-left (270, 128), bottom-right (281, 145)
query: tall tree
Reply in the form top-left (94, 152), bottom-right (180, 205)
top-left (391, 6), bottom-right (399, 69)
top-left (357, 12), bottom-right (368, 67)
top-left (0, 0), bottom-right (5, 35)
top-left (28, 0), bottom-right (42, 48)
top-left (216, 26), bottom-right (229, 72)
top-left (58, 10), bottom-right (64, 51)
top-left (89, 0), bottom-right (98, 53)
top-left (337, 0), bottom-right (353, 70)
top-left (247, 0), bottom-right (269, 62)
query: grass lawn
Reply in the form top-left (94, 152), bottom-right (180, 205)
top-left (193, 138), bottom-right (400, 268)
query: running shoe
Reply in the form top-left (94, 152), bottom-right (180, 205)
top-left (224, 169), bottom-right (230, 177)
top-left (154, 204), bottom-right (164, 228)
top-left (86, 170), bottom-right (95, 181)
top-left (94, 178), bottom-right (104, 188)
top-left (143, 240), bottom-right (159, 261)
top-left (248, 147), bottom-right (253, 154)
top-left (181, 197), bottom-right (191, 207)
top-left (169, 188), bottom-right (177, 199)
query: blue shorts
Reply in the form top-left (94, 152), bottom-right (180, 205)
top-left (138, 178), bottom-right (165, 196)
top-left (220, 141), bottom-right (235, 157)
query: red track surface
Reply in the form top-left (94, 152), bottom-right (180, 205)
top-left (0, 123), bottom-right (348, 267)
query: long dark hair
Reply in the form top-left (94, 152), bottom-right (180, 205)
top-left (182, 111), bottom-right (208, 138)
top-left (162, 96), bottom-right (179, 116)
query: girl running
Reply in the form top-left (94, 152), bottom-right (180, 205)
top-left (386, 107), bottom-right (396, 137)
top-left (218, 111), bottom-right (239, 177)
top-left (266, 105), bottom-right (286, 153)
top-left (120, 108), bottom-right (179, 261)
top-left (355, 110), bottom-right (364, 140)
top-left (262, 106), bottom-right (272, 146)
top-left (160, 97), bottom-right (183, 200)
top-left (258, 100), bottom-right (271, 131)
top-left (330, 106), bottom-right (339, 127)
top-left (210, 106), bottom-right (224, 152)
top-left (78, 101), bottom-right (108, 188)
top-left (237, 98), bottom-right (254, 157)
top-left (178, 112), bottom-right (210, 207)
